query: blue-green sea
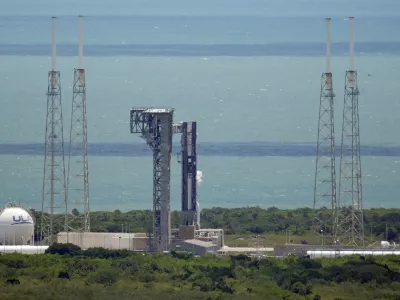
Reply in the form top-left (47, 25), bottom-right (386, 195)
top-left (0, 0), bottom-right (399, 211)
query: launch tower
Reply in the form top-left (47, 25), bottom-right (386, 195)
top-left (130, 108), bottom-right (174, 251)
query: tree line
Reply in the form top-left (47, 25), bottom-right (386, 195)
top-left (0, 244), bottom-right (399, 299)
top-left (30, 207), bottom-right (400, 242)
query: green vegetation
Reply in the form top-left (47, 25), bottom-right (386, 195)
top-left (1, 244), bottom-right (400, 299)
top-left (31, 207), bottom-right (400, 246)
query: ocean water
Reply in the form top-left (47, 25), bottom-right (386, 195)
top-left (0, 0), bottom-right (399, 211)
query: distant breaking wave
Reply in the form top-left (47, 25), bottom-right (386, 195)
top-left (0, 142), bottom-right (399, 157)
top-left (0, 42), bottom-right (399, 56)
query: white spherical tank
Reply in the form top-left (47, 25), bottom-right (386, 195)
top-left (0, 205), bottom-right (34, 245)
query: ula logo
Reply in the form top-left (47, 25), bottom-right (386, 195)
top-left (12, 215), bottom-right (33, 225)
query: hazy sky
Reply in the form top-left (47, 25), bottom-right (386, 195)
top-left (1, 0), bottom-right (399, 17)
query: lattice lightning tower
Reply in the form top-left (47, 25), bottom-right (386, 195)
top-left (67, 15), bottom-right (90, 232)
top-left (336, 17), bottom-right (364, 247)
top-left (41, 17), bottom-right (68, 245)
top-left (313, 18), bottom-right (337, 244)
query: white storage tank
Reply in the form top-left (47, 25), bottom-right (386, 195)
top-left (0, 203), bottom-right (34, 245)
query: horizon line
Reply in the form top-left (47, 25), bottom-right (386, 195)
top-left (0, 141), bottom-right (399, 157)
top-left (0, 42), bottom-right (399, 57)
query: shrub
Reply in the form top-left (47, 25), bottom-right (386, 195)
top-left (88, 267), bottom-right (119, 286)
top-left (58, 271), bottom-right (70, 280)
top-left (45, 243), bottom-right (81, 256)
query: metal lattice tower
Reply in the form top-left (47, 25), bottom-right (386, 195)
top-left (67, 15), bottom-right (90, 232)
top-left (130, 108), bottom-right (174, 252)
top-left (249, 235), bottom-right (265, 258)
top-left (313, 18), bottom-right (337, 244)
top-left (174, 122), bottom-right (199, 229)
top-left (41, 17), bottom-right (68, 245)
top-left (336, 17), bottom-right (364, 247)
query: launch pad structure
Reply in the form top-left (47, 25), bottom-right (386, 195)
top-left (130, 107), bottom-right (202, 252)
top-left (39, 15), bottom-right (368, 254)
top-left (130, 108), bottom-right (174, 252)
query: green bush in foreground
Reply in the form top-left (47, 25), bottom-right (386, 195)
top-left (0, 247), bottom-right (400, 300)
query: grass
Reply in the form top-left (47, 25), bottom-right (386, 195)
top-left (223, 232), bottom-right (384, 248)
top-left (223, 233), bottom-right (321, 247)
top-left (312, 282), bottom-right (400, 300)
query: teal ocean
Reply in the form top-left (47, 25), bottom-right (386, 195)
top-left (0, 0), bottom-right (399, 211)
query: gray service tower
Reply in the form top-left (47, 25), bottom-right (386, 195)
top-left (130, 108), bottom-right (174, 252)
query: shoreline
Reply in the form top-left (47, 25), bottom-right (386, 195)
top-left (53, 206), bottom-right (400, 213)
